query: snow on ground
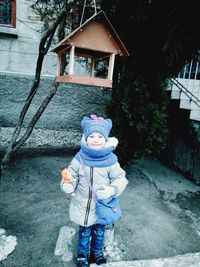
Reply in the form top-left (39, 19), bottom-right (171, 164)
top-left (0, 228), bottom-right (17, 262)
top-left (54, 226), bottom-right (76, 262)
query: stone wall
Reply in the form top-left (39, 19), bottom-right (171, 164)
top-left (0, 73), bottom-right (111, 131)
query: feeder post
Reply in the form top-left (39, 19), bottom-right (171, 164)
top-left (57, 53), bottom-right (62, 76)
top-left (90, 58), bottom-right (95, 77)
top-left (108, 53), bottom-right (115, 80)
top-left (69, 45), bottom-right (75, 75)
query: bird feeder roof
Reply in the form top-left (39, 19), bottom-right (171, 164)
top-left (51, 10), bottom-right (129, 57)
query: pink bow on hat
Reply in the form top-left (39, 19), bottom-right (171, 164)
top-left (90, 114), bottom-right (104, 120)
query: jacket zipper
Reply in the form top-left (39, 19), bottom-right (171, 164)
top-left (84, 167), bottom-right (93, 226)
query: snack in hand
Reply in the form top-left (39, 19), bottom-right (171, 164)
top-left (61, 168), bottom-right (72, 184)
top-left (60, 168), bottom-right (75, 196)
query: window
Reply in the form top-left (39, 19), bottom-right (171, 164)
top-left (0, 0), bottom-right (16, 28)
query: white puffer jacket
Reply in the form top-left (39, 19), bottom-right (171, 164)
top-left (61, 138), bottom-right (128, 227)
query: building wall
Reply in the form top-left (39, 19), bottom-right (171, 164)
top-left (0, 0), bottom-right (56, 76)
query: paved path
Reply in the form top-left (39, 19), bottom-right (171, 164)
top-left (1, 129), bottom-right (200, 266)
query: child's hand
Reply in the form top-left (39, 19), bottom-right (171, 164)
top-left (61, 181), bottom-right (75, 195)
top-left (61, 168), bottom-right (72, 184)
top-left (96, 186), bottom-right (115, 200)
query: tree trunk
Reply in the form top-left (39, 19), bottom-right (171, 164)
top-left (2, 81), bottom-right (60, 163)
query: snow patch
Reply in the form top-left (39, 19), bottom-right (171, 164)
top-left (104, 234), bottom-right (124, 262)
top-left (0, 228), bottom-right (17, 262)
top-left (54, 225), bottom-right (76, 262)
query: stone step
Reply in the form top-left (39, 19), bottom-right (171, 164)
top-left (179, 99), bottom-right (191, 110)
top-left (192, 86), bottom-right (200, 98)
top-left (190, 101), bottom-right (200, 110)
top-left (180, 91), bottom-right (190, 100)
top-left (168, 78), bottom-right (200, 121)
top-left (171, 89), bottom-right (181, 99)
top-left (190, 110), bottom-right (200, 121)
top-left (90, 252), bottom-right (200, 267)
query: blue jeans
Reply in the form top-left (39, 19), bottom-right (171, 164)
top-left (77, 224), bottom-right (106, 256)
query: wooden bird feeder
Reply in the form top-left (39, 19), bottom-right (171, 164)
top-left (51, 10), bottom-right (129, 88)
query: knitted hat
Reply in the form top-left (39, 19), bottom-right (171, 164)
top-left (81, 114), bottom-right (112, 141)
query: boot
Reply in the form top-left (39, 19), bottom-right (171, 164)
top-left (90, 250), bottom-right (107, 265)
top-left (77, 254), bottom-right (89, 267)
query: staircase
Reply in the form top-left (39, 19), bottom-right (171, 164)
top-left (167, 59), bottom-right (200, 121)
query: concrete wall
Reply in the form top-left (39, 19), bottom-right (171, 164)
top-left (172, 138), bottom-right (200, 185)
top-left (162, 101), bottom-right (200, 185)
top-left (0, 73), bottom-right (111, 131)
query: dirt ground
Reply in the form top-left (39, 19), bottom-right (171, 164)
top-left (0, 154), bottom-right (200, 267)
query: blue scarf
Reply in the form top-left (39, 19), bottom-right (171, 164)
top-left (75, 142), bottom-right (118, 167)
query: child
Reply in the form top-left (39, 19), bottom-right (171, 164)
top-left (60, 114), bottom-right (128, 267)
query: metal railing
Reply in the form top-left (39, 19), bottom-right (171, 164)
top-left (178, 59), bottom-right (200, 80)
top-left (169, 58), bottom-right (200, 107)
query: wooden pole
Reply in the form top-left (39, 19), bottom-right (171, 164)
top-left (68, 45), bottom-right (75, 75)
top-left (108, 53), bottom-right (115, 80)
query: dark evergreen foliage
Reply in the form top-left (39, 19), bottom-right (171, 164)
top-left (101, 0), bottom-right (200, 163)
